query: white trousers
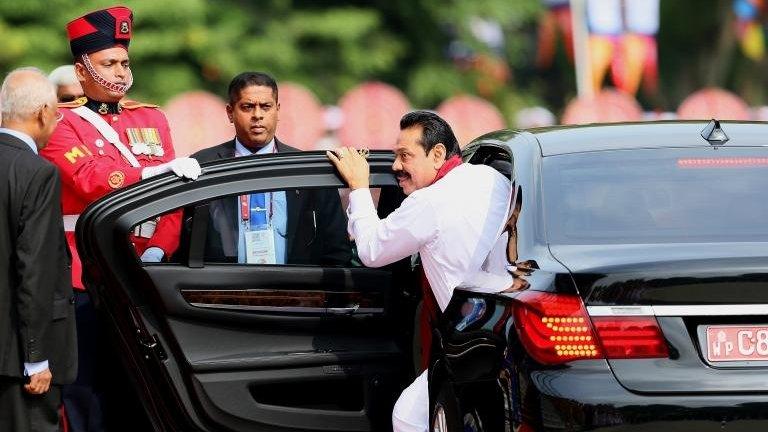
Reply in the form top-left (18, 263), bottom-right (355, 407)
top-left (392, 370), bottom-right (429, 432)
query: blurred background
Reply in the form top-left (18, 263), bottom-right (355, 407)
top-left (1, 0), bottom-right (766, 154)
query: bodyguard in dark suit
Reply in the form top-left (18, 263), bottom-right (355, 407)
top-left (191, 72), bottom-right (351, 265)
top-left (0, 68), bottom-right (77, 432)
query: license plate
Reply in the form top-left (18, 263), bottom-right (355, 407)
top-left (706, 325), bottom-right (768, 362)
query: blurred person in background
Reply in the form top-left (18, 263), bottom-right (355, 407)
top-left (48, 65), bottom-right (83, 103)
top-left (39, 6), bottom-right (200, 431)
top-left (0, 67), bottom-right (76, 432)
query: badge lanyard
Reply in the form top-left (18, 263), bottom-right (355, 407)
top-left (237, 143), bottom-right (277, 230)
top-left (239, 192), bottom-right (274, 229)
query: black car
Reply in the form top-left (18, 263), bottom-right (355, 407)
top-left (78, 120), bottom-right (768, 432)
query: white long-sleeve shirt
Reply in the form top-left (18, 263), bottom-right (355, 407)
top-left (347, 163), bottom-right (511, 311)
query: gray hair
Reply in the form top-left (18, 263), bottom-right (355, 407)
top-left (0, 67), bottom-right (57, 123)
top-left (49, 64), bottom-right (79, 86)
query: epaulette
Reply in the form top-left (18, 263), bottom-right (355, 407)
top-left (120, 99), bottom-right (159, 110)
top-left (58, 96), bottom-right (87, 108)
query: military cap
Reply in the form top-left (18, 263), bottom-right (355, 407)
top-left (67, 6), bottom-right (133, 58)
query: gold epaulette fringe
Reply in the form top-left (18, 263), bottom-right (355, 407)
top-left (120, 99), bottom-right (159, 110)
top-left (58, 96), bottom-right (87, 108)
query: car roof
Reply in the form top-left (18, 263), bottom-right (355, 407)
top-left (498, 121), bottom-right (768, 156)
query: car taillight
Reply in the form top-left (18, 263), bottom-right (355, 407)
top-left (591, 316), bottom-right (669, 359)
top-left (513, 291), bottom-right (669, 365)
top-left (513, 291), bottom-right (601, 365)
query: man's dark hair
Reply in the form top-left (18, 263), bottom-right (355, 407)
top-left (399, 110), bottom-right (461, 157)
top-left (227, 72), bottom-right (278, 104)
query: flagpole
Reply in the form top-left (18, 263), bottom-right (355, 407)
top-left (570, 0), bottom-right (594, 98)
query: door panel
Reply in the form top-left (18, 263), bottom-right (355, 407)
top-left (77, 152), bottom-right (411, 431)
top-left (167, 317), bottom-right (400, 372)
top-left (145, 266), bottom-right (392, 324)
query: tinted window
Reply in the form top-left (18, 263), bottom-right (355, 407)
top-left (136, 186), bottom-right (402, 266)
top-left (543, 147), bottom-right (768, 244)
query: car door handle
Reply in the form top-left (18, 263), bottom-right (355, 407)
top-left (327, 304), bottom-right (360, 315)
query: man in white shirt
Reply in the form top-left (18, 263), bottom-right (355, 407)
top-left (327, 110), bottom-right (512, 432)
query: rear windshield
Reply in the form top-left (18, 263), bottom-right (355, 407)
top-left (543, 147), bottom-right (768, 244)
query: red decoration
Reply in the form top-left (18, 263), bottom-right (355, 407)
top-left (677, 87), bottom-right (751, 121)
top-left (337, 82), bottom-right (410, 150)
top-left (590, 34), bottom-right (658, 96)
top-left (561, 89), bottom-right (643, 124)
top-left (436, 95), bottom-right (506, 148)
top-left (163, 91), bottom-right (232, 156)
top-left (276, 83), bottom-right (325, 150)
top-left (536, 5), bottom-right (574, 68)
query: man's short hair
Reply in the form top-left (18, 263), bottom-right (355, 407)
top-left (49, 65), bottom-right (79, 86)
top-left (1, 67), bottom-right (57, 123)
top-left (399, 110), bottom-right (461, 157)
top-left (227, 72), bottom-right (278, 104)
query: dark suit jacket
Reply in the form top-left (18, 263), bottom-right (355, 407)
top-left (191, 139), bottom-right (352, 266)
top-left (0, 132), bottom-right (76, 384)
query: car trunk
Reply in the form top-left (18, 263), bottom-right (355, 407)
top-left (551, 243), bottom-right (768, 394)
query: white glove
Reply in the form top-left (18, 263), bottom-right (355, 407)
top-left (140, 246), bottom-right (165, 263)
top-left (142, 157), bottom-right (201, 180)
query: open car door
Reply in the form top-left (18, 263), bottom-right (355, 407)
top-left (76, 151), bottom-right (415, 432)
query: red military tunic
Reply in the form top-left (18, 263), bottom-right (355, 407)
top-left (41, 97), bottom-right (181, 289)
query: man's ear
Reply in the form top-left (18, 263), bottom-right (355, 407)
top-left (73, 62), bottom-right (87, 83)
top-left (225, 104), bottom-right (234, 123)
top-left (431, 143), bottom-right (447, 168)
top-left (36, 104), bottom-right (48, 128)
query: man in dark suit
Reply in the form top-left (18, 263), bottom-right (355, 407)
top-left (192, 72), bottom-right (351, 265)
top-left (0, 68), bottom-right (77, 431)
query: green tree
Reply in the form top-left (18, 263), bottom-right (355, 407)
top-left (0, 0), bottom-right (542, 120)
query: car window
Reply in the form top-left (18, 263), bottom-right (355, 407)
top-left (543, 147), bottom-right (768, 244)
top-left (134, 186), bottom-right (401, 266)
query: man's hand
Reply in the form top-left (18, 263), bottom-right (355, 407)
top-left (326, 147), bottom-right (370, 190)
top-left (503, 276), bottom-right (529, 293)
top-left (24, 368), bottom-right (52, 395)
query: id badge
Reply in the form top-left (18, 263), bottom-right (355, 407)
top-left (244, 226), bottom-right (276, 264)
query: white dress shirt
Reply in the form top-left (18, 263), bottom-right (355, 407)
top-left (347, 163), bottom-right (511, 311)
top-left (460, 232), bottom-right (516, 292)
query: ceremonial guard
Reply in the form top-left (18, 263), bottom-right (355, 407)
top-left (40, 6), bottom-right (200, 431)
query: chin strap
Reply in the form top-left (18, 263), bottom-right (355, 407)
top-left (81, 53), bottom-right (133, 95)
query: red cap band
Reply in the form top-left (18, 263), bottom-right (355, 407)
top-left (66, 6), bottom-right (133, 57)
top-left (67, 17), bottom-right (98, 40)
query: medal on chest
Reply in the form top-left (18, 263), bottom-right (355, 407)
top-left (126, 128), bottom-right (165, 157)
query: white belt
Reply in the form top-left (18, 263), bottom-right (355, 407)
top-left (134, 219), bottom-right (157, 239)
top-left (63, 214), bottom-right (157, 239)
top-left (63, 215), bottom-right (79, 232)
